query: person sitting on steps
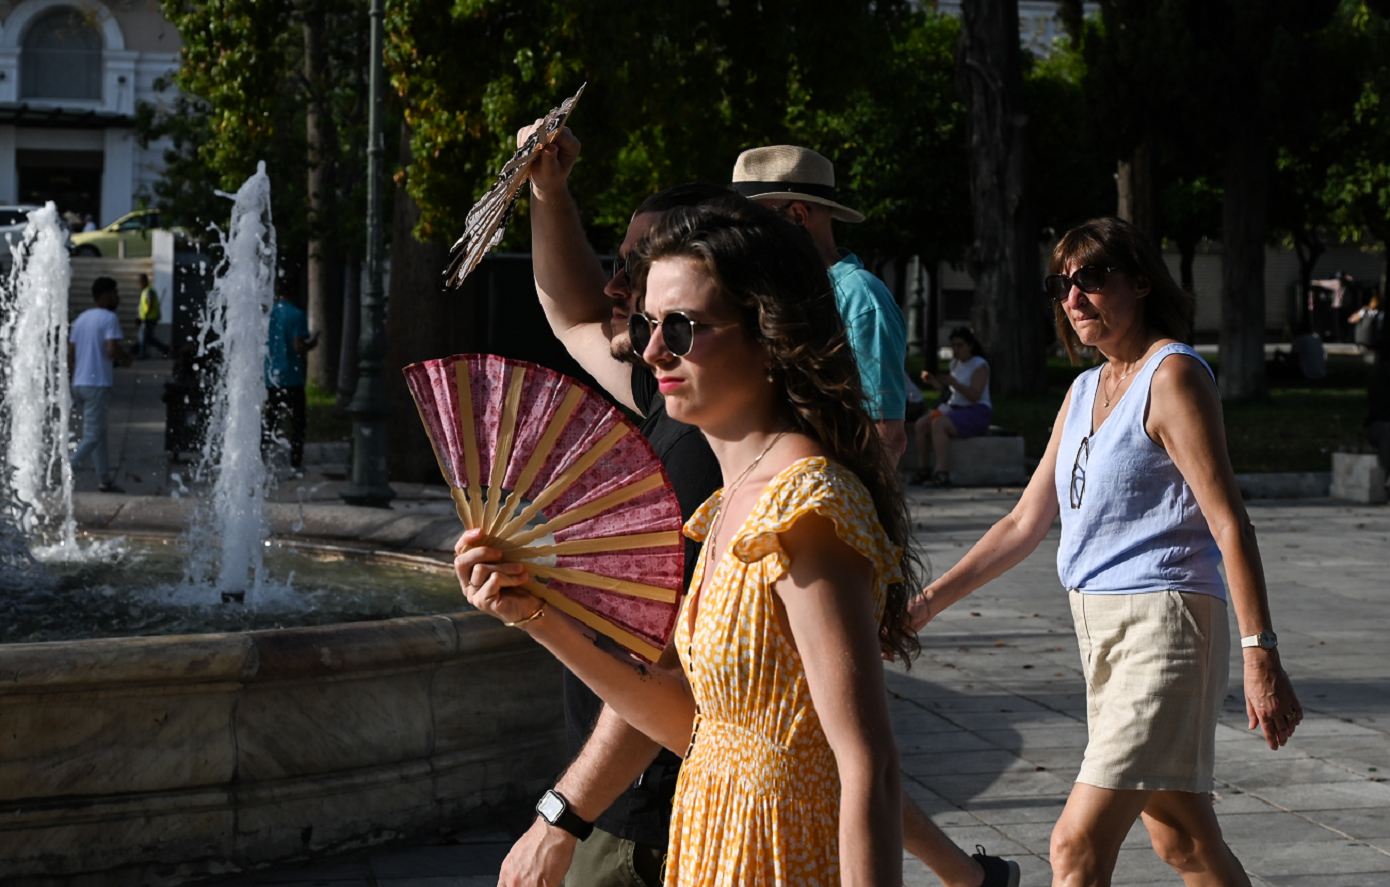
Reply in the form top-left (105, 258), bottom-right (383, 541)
top-left (912, 326), bottom-right (991, 486)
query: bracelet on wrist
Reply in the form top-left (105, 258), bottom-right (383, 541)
top-left (505, 600), bottom-right (547, 628)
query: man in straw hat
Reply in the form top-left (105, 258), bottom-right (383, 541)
top-left (493, 121), bottom-right (1018, 887)
top-left (732, 145), bottom-right (909, 465)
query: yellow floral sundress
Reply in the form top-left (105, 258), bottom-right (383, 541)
top-left (666, 456), bottom-right (902, 887)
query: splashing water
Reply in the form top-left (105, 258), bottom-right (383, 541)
top-left (0, 202), bottom-right (76, 553)
top-left (185, 161), bottom-right (275, 599)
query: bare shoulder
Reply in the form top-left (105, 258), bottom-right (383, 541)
top-left (1150, 346), bottom-right (1217, 404)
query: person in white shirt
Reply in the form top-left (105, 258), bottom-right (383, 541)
top-left (68, 276), bottom-right (131, 492)
top-left (912, 326), bottom-right (992, 486)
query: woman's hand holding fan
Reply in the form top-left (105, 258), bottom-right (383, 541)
top-left (404, 354), bottom-right (685, 662)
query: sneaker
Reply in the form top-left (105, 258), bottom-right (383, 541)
top-left (97, 482), bottom-right (126, 493)
top-left (973, 845), bottom-right (1020, 887)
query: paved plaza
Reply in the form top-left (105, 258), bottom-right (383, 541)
top-left (76, 364), bottom-right (1390, 886)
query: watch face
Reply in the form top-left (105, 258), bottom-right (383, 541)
top-left (1261, 630), bottom-right (1278, 649)
top-left (537, 791), bottom-right (565, 823)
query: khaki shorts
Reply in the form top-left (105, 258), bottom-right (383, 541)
top-left (1070, 589), bottom-right (1229, 793)
top-left (563, 826), bottom-right (665, 887)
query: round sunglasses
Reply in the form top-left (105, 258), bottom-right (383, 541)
top-left (628, 311), bottom-right (741, 357)
top-left (1043, 265), bottom-right (1122, 302)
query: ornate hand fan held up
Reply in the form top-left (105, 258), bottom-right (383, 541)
top-left (441, 84), bottom-right (586, 288)
top-left (404, 354), bottom-right (685, 662)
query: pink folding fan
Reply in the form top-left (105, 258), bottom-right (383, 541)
top-left (404, 353), bottom-right (684, 662)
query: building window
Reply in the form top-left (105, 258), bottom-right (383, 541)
top-left (21, 9), bottom-right (103, 101)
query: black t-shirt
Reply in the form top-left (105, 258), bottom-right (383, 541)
top-left (562, 365), bottom-right (722, 847)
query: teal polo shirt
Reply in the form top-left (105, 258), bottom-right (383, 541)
top-left (828, 250), bottom-right (907, 421)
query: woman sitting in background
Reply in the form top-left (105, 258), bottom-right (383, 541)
top-left (911, 327), bottom-right (991, 486)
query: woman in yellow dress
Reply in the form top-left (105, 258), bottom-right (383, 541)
top-left (456, 198), bottom-right (919, 886)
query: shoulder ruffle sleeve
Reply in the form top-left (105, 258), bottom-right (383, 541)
top-left (683, 490), bottom-right (722, 542)
top-left (729, 458), bottom-right (903, 592)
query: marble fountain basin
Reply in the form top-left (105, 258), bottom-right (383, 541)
top-left (0, 496), bottom-right (567, 885)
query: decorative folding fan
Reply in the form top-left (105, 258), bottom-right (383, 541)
top-left (404, 353), bottom-right (685, 662)
top-left (441, 84), bottom-right (587, 289)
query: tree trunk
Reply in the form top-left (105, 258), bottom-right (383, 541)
top-left (1219, 126), bottom-right (1269, 400)
top-left (303, 6), bottom-right (338, 389)
top-left (1116, 138), bottom-right (1155, 239)
top-left (384, 124), bottom-right (477, 483)
top-left (956, 0), bottom-right (1045, 395)
top-left (1291, 229), bottom-right (1324, 332)
top-left (1176, 235), bottom-right (1197, 297)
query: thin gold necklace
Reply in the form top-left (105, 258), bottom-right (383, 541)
top-left (707, 431), bottom-right (788, 555)
top-left (1101, 361), bottom-right (1134, 408)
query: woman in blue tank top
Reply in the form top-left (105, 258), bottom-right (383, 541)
top-left (905, 218), bottom-right (1301, 886)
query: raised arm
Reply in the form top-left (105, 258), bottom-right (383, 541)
top-left (524, 124), bottom-right (636, 408)
top-left (777, 513), bottom-right (902, 887)
top-left (1147, 354), bottom-right (1301, 750)
top-left (908, 385), bottom-right (1070, 630)
top-left (455, 528), bottom-right (696, 754)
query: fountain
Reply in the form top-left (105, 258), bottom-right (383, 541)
top-left (0, 202), bottom-right (76, 551)
top-left (185, 160), bottom-right (274, 599)
top-left (0, 172), bottom-right (564, 885)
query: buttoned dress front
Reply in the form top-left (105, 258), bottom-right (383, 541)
top-left (664, 457), bottom-right (900, 887)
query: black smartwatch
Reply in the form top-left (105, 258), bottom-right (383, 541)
top-left (536, 789), bottom-right (594, 840)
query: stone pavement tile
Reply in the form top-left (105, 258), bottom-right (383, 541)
top-left (1216, 756), bottom-right (1369, 788)
top-left (1248, 779), bottom-right (1390, 811)
top-left (1214, 811), bottom-right (1351, 845)
top-left (1304, 809), bottom-right (1390, 840)
top-left (901, 747), bottom-right (1037, 777)
top-left (950, 797), bottom-right (1073, 826)
top-left (1242, 840), bottom-right (1390, 878)
top-left (938, 708), bottom-right (1085, 732)
top-left (1260, 875), bottom-right (1390, 887)
top-left (919, 771), bottom-right (1069, 807)
top-left (368, 842), bottom-right (511, 879)
top-left (892, 708), bottom-right (972, 733)
top-left (897, 728), bottom-right (1009, 755)
top-left (973, 724), bottom-right (1091, 752)
top-left (1210, 788), bottom-right (1286, 815)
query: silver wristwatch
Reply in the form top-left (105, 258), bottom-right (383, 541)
top-left (1240, 630), bottom-right (1278, 650)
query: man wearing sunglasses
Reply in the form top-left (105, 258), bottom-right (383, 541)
top-left (731, 145), bottom-right (909, 466)
top-left (498, 120), bottom-right (726, 887)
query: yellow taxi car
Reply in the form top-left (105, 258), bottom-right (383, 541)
top-left (69, 209), bottom-right (180, 258)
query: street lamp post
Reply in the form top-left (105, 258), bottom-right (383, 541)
top-left (341, 0), bottom-right (394, 508)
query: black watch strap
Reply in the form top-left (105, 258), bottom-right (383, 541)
top-left (536, 789), bottom-right (593, 841)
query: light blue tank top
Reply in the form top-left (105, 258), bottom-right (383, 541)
top-left (1053, 343), bottom-right (1225, 599)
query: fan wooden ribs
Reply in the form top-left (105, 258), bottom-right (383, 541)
top-left (441, 84), bottom-right (586, 288)
top-left (405, 354), bottom-right (685, 661)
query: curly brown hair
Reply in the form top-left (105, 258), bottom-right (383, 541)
top-left (1050, 217), bottom-right (1195, 364)
top-left (630, 197), bottom-right (921, 663)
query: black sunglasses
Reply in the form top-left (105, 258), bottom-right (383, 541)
top-left (628, 311), bottom-right (740, 357)
top-left (608, 251), bottom-right (635, 283)
top-left (1044, 265), bottom-right (1121, 302)
top-left (1069, 435), bottom-right (1089, 509)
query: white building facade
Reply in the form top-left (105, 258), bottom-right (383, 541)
top-left (0, 0), bottom-right (178, 225)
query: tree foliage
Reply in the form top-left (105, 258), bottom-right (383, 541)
top-left (384, 0), bottom-right (941, 251)
top-left (139, 0), bottom-right (377, 293)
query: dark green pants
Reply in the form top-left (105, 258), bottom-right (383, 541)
top-left (562, 826), bottom-right (665, 887)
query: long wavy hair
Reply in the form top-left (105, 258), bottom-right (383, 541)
top-left (631, 198), bottom-right (921, 663)
top-left (1050, 216), bottom-right (1195, 364)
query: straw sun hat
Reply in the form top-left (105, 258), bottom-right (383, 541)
top-left (730, 145), bottom-right (865, 224)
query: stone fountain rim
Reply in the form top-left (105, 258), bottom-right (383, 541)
top-left (3, 498), bottom-right (502, 692)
